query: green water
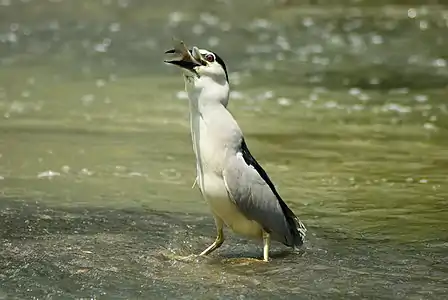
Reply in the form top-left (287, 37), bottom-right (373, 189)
top-left (1, 0), bottom-right (447, 299)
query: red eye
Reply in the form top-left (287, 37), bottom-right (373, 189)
top-left (205, 53), bottom-right (215, 62)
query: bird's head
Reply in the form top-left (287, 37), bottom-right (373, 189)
top-left (164, 39), bottom-right (229, 101)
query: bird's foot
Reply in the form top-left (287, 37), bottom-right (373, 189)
top-left (161, 253), bottom-right (200, 262)
top-left (223, 257), bottom-right (268, 265)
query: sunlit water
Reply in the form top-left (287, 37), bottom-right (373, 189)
top-left (1, 0), bottom-right (447, 299)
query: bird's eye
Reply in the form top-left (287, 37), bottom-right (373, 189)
top-left (204, 54), bottom-right (215, 62)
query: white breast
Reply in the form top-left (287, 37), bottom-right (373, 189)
top-left (190, 107), bottom-right (232, 175)
top-left (189, 108), bottom-right (263, 239)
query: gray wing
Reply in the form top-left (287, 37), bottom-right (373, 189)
top-left (222, 139), bottom-right (306, 247)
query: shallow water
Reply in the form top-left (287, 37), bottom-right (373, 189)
top-left (1, 0), bottom-right (448, 299)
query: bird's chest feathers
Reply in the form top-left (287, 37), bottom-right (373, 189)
top-left (190, 112), bottom-right (228, 173)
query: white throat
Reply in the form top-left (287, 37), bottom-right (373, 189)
top-left (184, 75), bottom-right (229, 111)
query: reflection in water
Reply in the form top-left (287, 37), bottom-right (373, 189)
top-left (0, 0), bottom-right (447, 299)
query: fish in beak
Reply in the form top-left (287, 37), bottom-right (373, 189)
top-left (164, 39), bottom-right (205, 76)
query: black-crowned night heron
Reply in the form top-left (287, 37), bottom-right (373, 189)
top-left (164, 39), bottom-right (307, 262)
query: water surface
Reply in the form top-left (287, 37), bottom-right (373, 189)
top-left (1, 0), bottom-right (447, 299)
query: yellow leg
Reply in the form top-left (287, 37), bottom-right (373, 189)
top-left (199, 217), bottom-right (224, 256)
top-left (162, 217), bottom-right (224, 262)
top-left (263, 231), bottom-right (270, 262)
top-left (224, 231), bottom-right (271, 264)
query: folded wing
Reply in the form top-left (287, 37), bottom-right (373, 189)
top-left (222, 139), bottom-right (306, 247)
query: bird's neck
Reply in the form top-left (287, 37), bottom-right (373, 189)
top-left (185, 77), bottom-right (229, 113)
top-left (184, 78), bottom-right (241, 175)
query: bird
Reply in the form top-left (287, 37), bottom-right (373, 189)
top-left (164, 39), bottom-right (307, 262)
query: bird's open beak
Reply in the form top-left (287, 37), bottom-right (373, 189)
top-left (164, 39), bottom-right (205, 74)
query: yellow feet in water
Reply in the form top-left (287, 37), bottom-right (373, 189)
top-left (161, 253), bottom-right (200, 262)
top-left (223, 257), bottom-right (268, 265)
top-left (160, 253), bottom-right (271, 264)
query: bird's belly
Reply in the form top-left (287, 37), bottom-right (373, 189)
top-left (200, 173), bottom-right (263, 239)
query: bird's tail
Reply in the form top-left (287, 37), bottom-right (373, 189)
top-left (278, 199), bottom-right (308, 248)
top-left (292, 216), bottom-right (307, 249)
